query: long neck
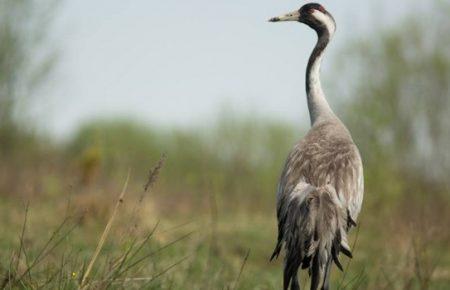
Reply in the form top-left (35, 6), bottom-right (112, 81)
top-left (305, 30), bottom-right (334, 125)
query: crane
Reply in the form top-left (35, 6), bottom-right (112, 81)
top-left (268, 3), bottom-right (364, 290)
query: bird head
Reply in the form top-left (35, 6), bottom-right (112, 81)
top-left (269, 3), bottom-right (336, 35)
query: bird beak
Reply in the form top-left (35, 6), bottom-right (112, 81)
top-left (268, 10), bottom-right (300, 22)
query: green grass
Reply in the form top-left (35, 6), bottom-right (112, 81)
top-left (0, 119), bottom-right (449, 289)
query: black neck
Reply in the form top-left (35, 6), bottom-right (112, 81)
top-left (305, 29), bottom-right (330, 94)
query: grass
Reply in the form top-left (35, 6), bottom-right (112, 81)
top-left (0, 119), bottom-right (449, 289)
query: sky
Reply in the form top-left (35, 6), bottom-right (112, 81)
top-left (34, 0), bottom-right (429, 138)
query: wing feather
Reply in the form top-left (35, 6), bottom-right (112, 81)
top-left (272, 120), bottom-right (364, 261)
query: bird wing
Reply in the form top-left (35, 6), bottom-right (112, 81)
top-left (272, 122), bottom-right (364, 260)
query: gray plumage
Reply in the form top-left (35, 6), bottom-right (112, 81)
top-left (269, 3), bottom-right (364, 290)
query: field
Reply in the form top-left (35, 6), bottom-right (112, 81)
top-left (1, 119), bottom-right (449, 289)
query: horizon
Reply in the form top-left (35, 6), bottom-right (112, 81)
top-left (30, 0), bottom-right (430, 139)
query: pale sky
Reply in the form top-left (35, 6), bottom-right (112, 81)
top-left (34, 0), bottom-right (429, 138)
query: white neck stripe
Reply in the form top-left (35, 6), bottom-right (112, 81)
top-left (312, 10), bottom-right (335, 36)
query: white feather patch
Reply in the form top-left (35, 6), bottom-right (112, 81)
top-left (312, 10), bottom-right (336, 35)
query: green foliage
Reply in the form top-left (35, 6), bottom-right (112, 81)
top-left (338, 7), bottom-right (450, 186)
top-left (67, 118), bottom-right (297, 209)
top-left (0, 0), bottom-right (58, 155)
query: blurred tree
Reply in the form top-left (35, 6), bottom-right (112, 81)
top-left (0, 0), bottom-right (58, 153)
top-left (337, 2), bottom-right (450, 186)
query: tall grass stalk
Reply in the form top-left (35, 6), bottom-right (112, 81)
top-left (80, 171), bottom-right (130, 288)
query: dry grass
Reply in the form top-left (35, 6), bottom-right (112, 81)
top-left (0, 157), bottom-right (203, 289)
top-left (0, 122), bottom-right (449, 289)
top-left (80, 171), bottom-right (130, 288)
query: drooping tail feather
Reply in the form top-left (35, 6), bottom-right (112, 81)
top-left (281, 184), bottom-right (352, 290)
